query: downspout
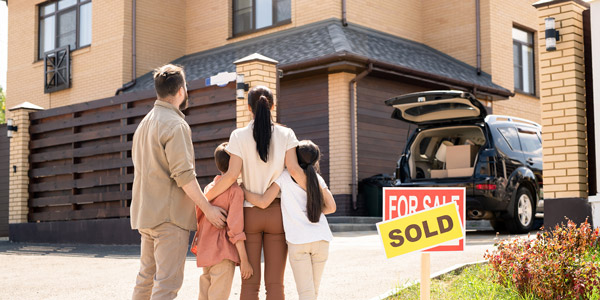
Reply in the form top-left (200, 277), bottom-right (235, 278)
top-left (476, 0), bottom-right (481, 75)
top-left (341, 0), bottom-right (348, 26)
top-left (349, 63), bottom-right (373, 210)
top-left (115, 0), bottom-right (137, 95)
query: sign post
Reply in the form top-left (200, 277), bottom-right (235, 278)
top-left (421, 253), bottom-right (430, 300)
top-left (377, 187), bottom-right (466, 299)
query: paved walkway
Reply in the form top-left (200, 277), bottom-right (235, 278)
top-left (0, 230), bottom-right (531, 300)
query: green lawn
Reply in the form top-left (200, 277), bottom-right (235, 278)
top-left (388, 264), bottom-right (539, 300)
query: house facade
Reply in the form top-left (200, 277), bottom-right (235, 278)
top-left (3, 0), bottom-right (543, 241)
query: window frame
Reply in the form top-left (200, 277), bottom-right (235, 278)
top-left (38, 0), bottom-right (92, 61)
top-left (512, 27), bottom-right (536, 96)
top-left (231, 0), bottom-right (292, 38)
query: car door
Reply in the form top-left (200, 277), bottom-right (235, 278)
top-left (517, 127), bottom-right (544, 212)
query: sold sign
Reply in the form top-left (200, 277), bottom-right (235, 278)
top-left (377, 202), bottom-right (463, 258)
top-left (383, 187), bottom-right (465, 252)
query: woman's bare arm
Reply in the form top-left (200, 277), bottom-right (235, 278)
top-left (204, 154), bottom-right (243, 201)
top-left (285, 148), bottom-right (306, 190)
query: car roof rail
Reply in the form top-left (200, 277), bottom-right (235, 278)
top-left (485, 115), bottom-right (541, 128)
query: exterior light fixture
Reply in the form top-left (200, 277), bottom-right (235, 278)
top-left (545, 17), bottom-right (560, 51)
top-left (236, 73), bottom-right (249, 99)
top-left (7, 118), bottom-right (18, 138)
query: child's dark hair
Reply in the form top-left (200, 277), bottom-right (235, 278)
top-left (214, 142), bottom-right (230, 173)
top-left (248, 86), bottom-right (274, 163)
top-left (296, 140), bottom-right (323, 223)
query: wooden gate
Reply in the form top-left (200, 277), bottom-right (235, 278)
top-left (0, 124), bottom-right (8, 237)
top-left (27, 81), bottom-right (235, 223)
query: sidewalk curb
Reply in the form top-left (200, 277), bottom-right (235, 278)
top-left (367, 260), bottom-right (488, 300)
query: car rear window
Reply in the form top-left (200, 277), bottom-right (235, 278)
top-left (497, 127), bottom-right (521, 151)
top-left (518, 129), bottom-right (542, 154)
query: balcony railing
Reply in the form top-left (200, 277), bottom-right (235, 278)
top-left (44, 46), bottom-right (71, 94)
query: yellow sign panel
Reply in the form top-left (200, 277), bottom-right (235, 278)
top-left (377, 202), bottom-right (464, 259)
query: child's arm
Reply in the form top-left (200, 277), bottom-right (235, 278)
top-left (243, 183), bottom-right (281, 209)
top-left (235, 241), bottom-right (253, 280)
top-left (321, 184), bottom-right (337, 215)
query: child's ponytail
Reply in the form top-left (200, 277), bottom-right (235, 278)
top-left (296, 140), bottom-right (323, 223)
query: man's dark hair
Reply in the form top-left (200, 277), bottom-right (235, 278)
top-left (153, 64), bottom-right (186, 99)
top-left (214, 142), bottom-right (230, 173)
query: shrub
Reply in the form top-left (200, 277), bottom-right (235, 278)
top-left (484, 219), bottom-right (600, 299)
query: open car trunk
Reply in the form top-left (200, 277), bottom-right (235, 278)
top-left (409, 125), bottom-right (486, 180)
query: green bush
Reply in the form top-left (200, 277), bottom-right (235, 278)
top-left (484, 220), bottom-right (600, 299)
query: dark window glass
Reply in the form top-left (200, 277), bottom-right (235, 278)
top-left (38, 0), bottom-right (92, 60)
top-left (518, 129), bottom-right (542, 154)
top-left (233, 0), bottom-right (291, 36)
top-left (513, 27), bottom-right (535, 95)
top-left (419, 137), bottom-right (432, 155)
top-left (404, 103), bottom-right (475, 117)
top-left (498, 127), bottom-right (521, 151)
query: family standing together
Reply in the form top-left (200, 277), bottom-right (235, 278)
top-left (130, 64), bottom-right (336, 300)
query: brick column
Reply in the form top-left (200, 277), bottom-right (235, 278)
top-left (328, 72), bottom-right (354, 198)
top-left (7, 102), bottom-right (44, 224)
top-left (534, 0), bottom-right (592, 227)
top-left (234, 53), bottom-right (278, 129)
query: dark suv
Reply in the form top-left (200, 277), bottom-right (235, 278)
top-left (385, 90), bottom-right (543, 233)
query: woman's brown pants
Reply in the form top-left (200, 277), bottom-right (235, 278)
top-left (241, 199), bottom-right (287, 300)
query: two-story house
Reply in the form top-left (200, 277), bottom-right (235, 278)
top-left (3, 0), bottom-right (542, 241)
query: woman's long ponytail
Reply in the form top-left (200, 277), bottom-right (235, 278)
top-left (248, 86), bottom-right (274, 163)
top-left (296, 140), bottom-right (323, 223)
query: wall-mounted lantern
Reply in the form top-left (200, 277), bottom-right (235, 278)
top-left (236, 74), bottom-right (249, 99)
top-left (545, 17), bottom-right (560, 51)
top-left (7, 118), bottom-right (18, 138)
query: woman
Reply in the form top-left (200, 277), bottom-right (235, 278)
top-left (204, 86), bottom-right (306, 300)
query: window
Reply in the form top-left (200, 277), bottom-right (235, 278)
top-left (513, 27), bottom-right (535, 95)
top-left (38, 0), bottom-right (92, 60)
top-left (497, 127), bottom-right (521, 151)
top-left (517, 129), bottom-right (542, 154)
top-left (233, 0), bottom-right (291, 36)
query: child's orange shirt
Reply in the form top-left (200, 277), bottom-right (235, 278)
top-left (191, 175), bottom-right (245, 267)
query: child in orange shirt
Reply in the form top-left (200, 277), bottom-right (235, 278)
top-left (191, 142), bottom-right (253, 300)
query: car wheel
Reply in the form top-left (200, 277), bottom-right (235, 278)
top-left (505, 187), bottom-right (535, 234)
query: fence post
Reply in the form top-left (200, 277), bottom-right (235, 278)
top-left (7, 102), bottom-right (44, 225)
top-left (234, 53), bottom-right (279, 129)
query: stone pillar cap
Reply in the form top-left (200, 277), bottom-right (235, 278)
top-left (234, 53), bottom-right (279, 65)
top-left (8, 102), bottom-right (45, 111)
top-left (533, 0), bottom-right (589, 8)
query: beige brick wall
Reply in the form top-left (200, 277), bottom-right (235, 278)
top-left (328, 72), bottom-right (354, 195)
top-left (186, 0), bottom-right (340, 55)
top-left (6, 0), bottom-right (131, 114)
top-left (234, 56), bottom-right (278, 128)
top-left (536, 1), bottom-right (588, 199)
top-left (135, 0), bottom-right (186, 78)
top-left (346, 0), bottom-right (422, 43)
top-left (487, 0), bottom-right (541, 124)
top-left (8, 108), bottom-right (38, 224)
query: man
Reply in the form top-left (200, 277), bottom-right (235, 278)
top-left (131, 64), bottom-right (227, 300)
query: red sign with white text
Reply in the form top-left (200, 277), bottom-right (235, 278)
top-left (382, 187), bottom-right (466, 252)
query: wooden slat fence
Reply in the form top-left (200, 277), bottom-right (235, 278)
top-left (28, 81), bottom-right (236, 222)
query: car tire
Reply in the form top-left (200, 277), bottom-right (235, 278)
top-left (505, 187), bottom-right (535, 234)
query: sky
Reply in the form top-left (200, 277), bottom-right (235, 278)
top-left (0, 1), bottom-right (7, 91)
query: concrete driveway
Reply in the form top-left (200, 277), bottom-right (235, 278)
top-left (0, 229), bottom-right (532, 300)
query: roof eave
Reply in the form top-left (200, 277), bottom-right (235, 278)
top-left (279, 51), bottom-right (513, 100)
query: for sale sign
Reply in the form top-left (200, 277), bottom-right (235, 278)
top-left (382, 187), bottom-right (466, 252)
top-left (377, 202), bottom-right (463, 258)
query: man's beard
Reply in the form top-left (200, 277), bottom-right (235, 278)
top-left (179, 93), bottom-right (189, 111)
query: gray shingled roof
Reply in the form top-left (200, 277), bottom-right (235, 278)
top-left (127, 19), bottom-right (510, 96)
